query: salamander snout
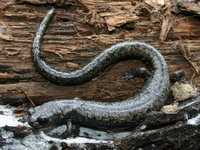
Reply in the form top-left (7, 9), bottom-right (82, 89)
top-left (28, 115), bottom-right (49, 129)
top-left (27, 108), bottom-right (50, 128)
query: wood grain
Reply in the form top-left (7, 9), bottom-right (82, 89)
top-left (0, 1), bottom-right (199, 105)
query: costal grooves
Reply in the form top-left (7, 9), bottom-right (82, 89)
top-left (28, 8), bottom-right (170, 129)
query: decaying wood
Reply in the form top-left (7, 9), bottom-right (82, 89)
top-left (0, 0), bottom-right (200, 149)
top-left (0, 94), bottom-right (199, 149)
top-left (114, 95), bottom-right (200, 149)
top-left (0, 0), bottom-right (199, 105)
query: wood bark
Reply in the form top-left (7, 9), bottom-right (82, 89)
top-left (0, 0), bottom-right (199, 105)
top-left (0, 0), bottom-right (200, 149)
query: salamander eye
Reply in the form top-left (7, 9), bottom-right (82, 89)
top-left (37, 116), bottom-right (48, 126)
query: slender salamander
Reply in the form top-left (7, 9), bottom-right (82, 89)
top-left (28, 8), bottom-right (171, 129)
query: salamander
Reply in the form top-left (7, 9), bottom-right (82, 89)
top-left (28, 8), bottom-right (171, 129)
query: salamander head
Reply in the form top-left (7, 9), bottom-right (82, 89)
top-left (27, 99), bottom-right (77, 129)
top-left (27, 103), bottom-right (63, 129)
top-left (28, 108), bottom-right (50, 128)
top-left (28, 111), bottom-right (44, 128)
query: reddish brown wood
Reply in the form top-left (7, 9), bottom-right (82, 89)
top-left (0, 1), bottom-right (199, 105)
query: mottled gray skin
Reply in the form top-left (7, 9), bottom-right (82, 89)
top-left (28, 8), bottom-right (170, 129)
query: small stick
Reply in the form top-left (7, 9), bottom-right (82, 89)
top-left (21, 89), bottom-right (36, 107)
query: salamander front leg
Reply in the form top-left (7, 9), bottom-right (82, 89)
top-left (123, 68), bottom-right (151, 80)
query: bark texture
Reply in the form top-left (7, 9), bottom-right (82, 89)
top-left (0, 0), bottom-right (200, 149)
top-left (0, 0), bottom-right (200, 105)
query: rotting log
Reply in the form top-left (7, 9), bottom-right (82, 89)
top-left (0, 95), bottom-right (200, 149)
top-left (0, 0), bottom-right (200, 149)
top-left (0, 0), bottom-right (199, 105)
top-left (114, 95), bottom-right (200, 149)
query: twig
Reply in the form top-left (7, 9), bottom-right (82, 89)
top-left (160, 0), bottom-right (174, 43)
top-left (21, 89), bottom-right (36, 107)
top-left (99, 63), bottom-right (115, 79)
top-left (178, 43), bottom-right (199, 75)
top-left (190, 73), bottom-right (195, 85)
top-left (77, 0), bottom-right (91, 12)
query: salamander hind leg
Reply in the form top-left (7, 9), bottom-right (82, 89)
top-left (123, 68), bottom-right (151, 80)
top-left (169, 70), bottom-right (186, 83)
